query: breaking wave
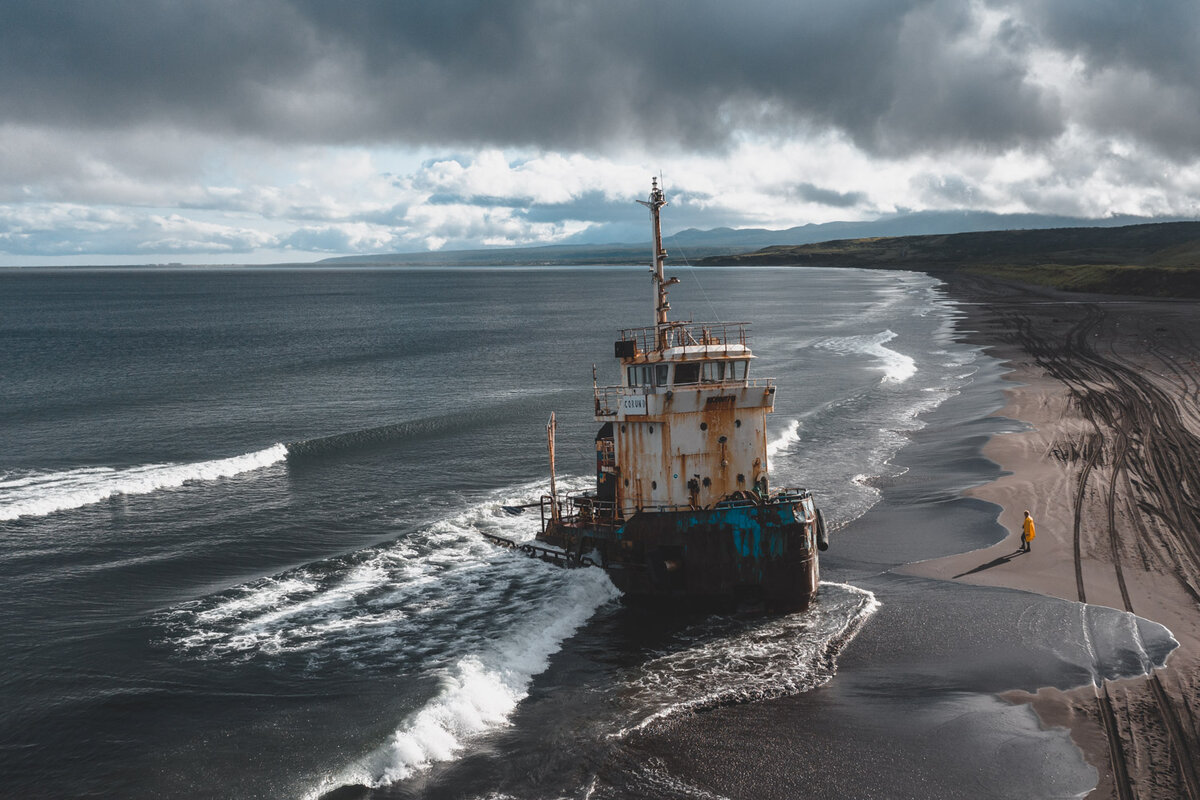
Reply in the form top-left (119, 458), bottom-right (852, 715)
top-left (816, 330), bottom-right (916, 383)
top-left (616, 582), bottom-right (879, 736)
top-left (159, 481), bottom-right (618, 796)
top-left (319, 572), bottom-right (618, 792)
top-left (0, 444), bottom-right (288, 521)
top-left (766, 418), bottom-right (802, 458)
top-left (0, 409), bottom-right (537, 522)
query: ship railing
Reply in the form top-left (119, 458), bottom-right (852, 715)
top-left (625, 493), bottom-right (811, 517)
top-left (541, 492), bottom-right (625, 531)
top-left (594, 385), bottom-right (628, 416)
top-left (617, 321), bottom-right (751, 354)
top-left (594, 378), bottom-right (777, 416)
top-left (709, 487), bottom-right (812, 511)
top-left (541, 489), bottom-right (811, 531)
top-left (771, 488), bottom-right (812, 503)
top-left (637, 502), bottom-right (701, 513)
top-left (761, 488), bottom-right (816, 522)
top-left (625, 493), bottom-right (811, 514)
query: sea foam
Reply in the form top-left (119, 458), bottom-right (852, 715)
top-left (160, 480), bottom-right (619, 797)
top-left (317, 568), bottom-right (619, 793)
top-left (616, 581), bottom-right (879, 736)
top-left (0, 444), bottom-right (288, 521)
top-left (816, 329), bottom-right (917, 383)
top-left (766, 418), bottom-right (802, 458)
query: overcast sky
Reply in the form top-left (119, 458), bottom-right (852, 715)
top-left (3, 0), bottom-right (1200, 265)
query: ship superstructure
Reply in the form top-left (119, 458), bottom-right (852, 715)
top-left (531, 179), bottom-right (826, 610)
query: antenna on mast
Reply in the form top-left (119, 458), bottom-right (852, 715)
top-left (636, 177), bottom-right (676, 349)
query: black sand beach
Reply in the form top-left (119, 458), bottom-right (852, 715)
top-left (631, 277), bottom-right (1200, 800)
top-left (913, 277), bottom-right (1200, 799)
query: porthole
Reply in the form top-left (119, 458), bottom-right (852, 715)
top-left (651, 481), bottom-right (657, 490)
top-left (700, 422), bottom-right (708, 431)
top-left (702, 477), bottom-right (711, 488)
top-left (718, 435), bottom-right (727, 444)
top-left (621, 424), bottom-right (627, 433)
top-left (648, 425), bottom-right (654, 433)
top-left (624, 478), bottom-right (630, 487)
top-left (735, 419), bottom-right (741, 428)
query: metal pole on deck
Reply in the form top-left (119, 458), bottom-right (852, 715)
top-left (637, 178), bottom-right (672, 349)
top-left (547, 412), bottom-right (560, 524)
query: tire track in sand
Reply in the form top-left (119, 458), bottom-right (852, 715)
top-left (988, 294), bottom-right (1200, 800)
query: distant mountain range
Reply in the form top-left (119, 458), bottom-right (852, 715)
top-left (319, 210), bottom-right (1195, 266)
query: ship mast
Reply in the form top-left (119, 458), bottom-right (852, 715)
top-left (637, 178), bottom-right (676, 350)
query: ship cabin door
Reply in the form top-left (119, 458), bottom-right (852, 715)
top-left (595, 422), bottom-right (615, 502)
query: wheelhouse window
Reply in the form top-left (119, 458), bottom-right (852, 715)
top-left (628, 364), bottom-right (670, 387)
top-left (700, 360), bottom-right (748, 383)
top-left (674, 362), bottom-right (701, 385)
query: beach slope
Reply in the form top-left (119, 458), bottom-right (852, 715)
top-left (910, 276), bottom-right (1200, 799)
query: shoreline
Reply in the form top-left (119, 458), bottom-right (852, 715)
top-left (626, 274), bottom-right (1110, 799)
top-left (626, 274), bottom-right (1200, 800)
top-left (909, 276), bottom-right (1200, 799)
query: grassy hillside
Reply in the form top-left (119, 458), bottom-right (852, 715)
top-left (699, 221), bottom-right (1200, 298)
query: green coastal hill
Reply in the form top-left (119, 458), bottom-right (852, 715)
top-left (698, 221), bottom-right (1200, 298)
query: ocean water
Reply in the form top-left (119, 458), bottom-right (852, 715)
top-left (1, 265), bottom-right (986, 798)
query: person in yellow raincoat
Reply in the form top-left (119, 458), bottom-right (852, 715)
top-left (1021, 510), bottom-right (1035, 552)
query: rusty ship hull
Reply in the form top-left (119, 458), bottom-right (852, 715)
top-left (541, 492), bottom-right (821, 611)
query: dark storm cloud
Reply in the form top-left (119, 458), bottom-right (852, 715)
top-left (1012, 0), bottom-right (1200, 82)
top-left (0, 0), bottom-right (1056, 156)
top-left (1009, 0), bottom-right (1200, 159)
top-left (0, 2), bottom-right (316, 131)
top-left (3, 1), bottom-right (1198, 160)
top-left (792, 183), bottom-right (867, 208)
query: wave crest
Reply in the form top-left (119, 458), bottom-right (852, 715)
top-left (0, 444), bottom-right (287, 521)
top-left (767, 418), bottom-right (801, 458)
top-left (816, 330), bottom-right (916, 383)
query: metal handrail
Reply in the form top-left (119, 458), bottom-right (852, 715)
top-left (543, 487), bottom-right (811, 526)
top-left (594, 378), bottom-right (776, 416)
top-left (617, 321), bottom-right (752, 354)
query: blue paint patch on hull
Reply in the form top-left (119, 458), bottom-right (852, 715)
top-left (544, 499), bottom-right (819, 611)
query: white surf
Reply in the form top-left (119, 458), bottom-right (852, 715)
top-left (0, 444), bottom-right (288, 521)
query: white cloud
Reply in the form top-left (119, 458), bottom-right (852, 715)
top-left (3, 128), bottom-right (1200, 265)
top-left (3, 0), bottom-right (1200, 267)
top-left (0, 202), bottom-right (276, 259)
top-left (414, 150), bottom-right (645, 205)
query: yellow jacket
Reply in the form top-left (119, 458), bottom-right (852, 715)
top-left (1023, 516), bottom-right (1036, 540)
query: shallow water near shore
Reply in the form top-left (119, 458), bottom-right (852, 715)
top-left (0, 265), bottom-right (1171, 798)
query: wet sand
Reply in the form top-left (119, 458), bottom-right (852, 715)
top-left (908, 276), bottom-right (1200, 799)
top-left (631, 275), bottom-right (1200, 799)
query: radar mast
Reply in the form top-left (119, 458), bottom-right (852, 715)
top-left (636, 178), bottom-right (677, 350)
